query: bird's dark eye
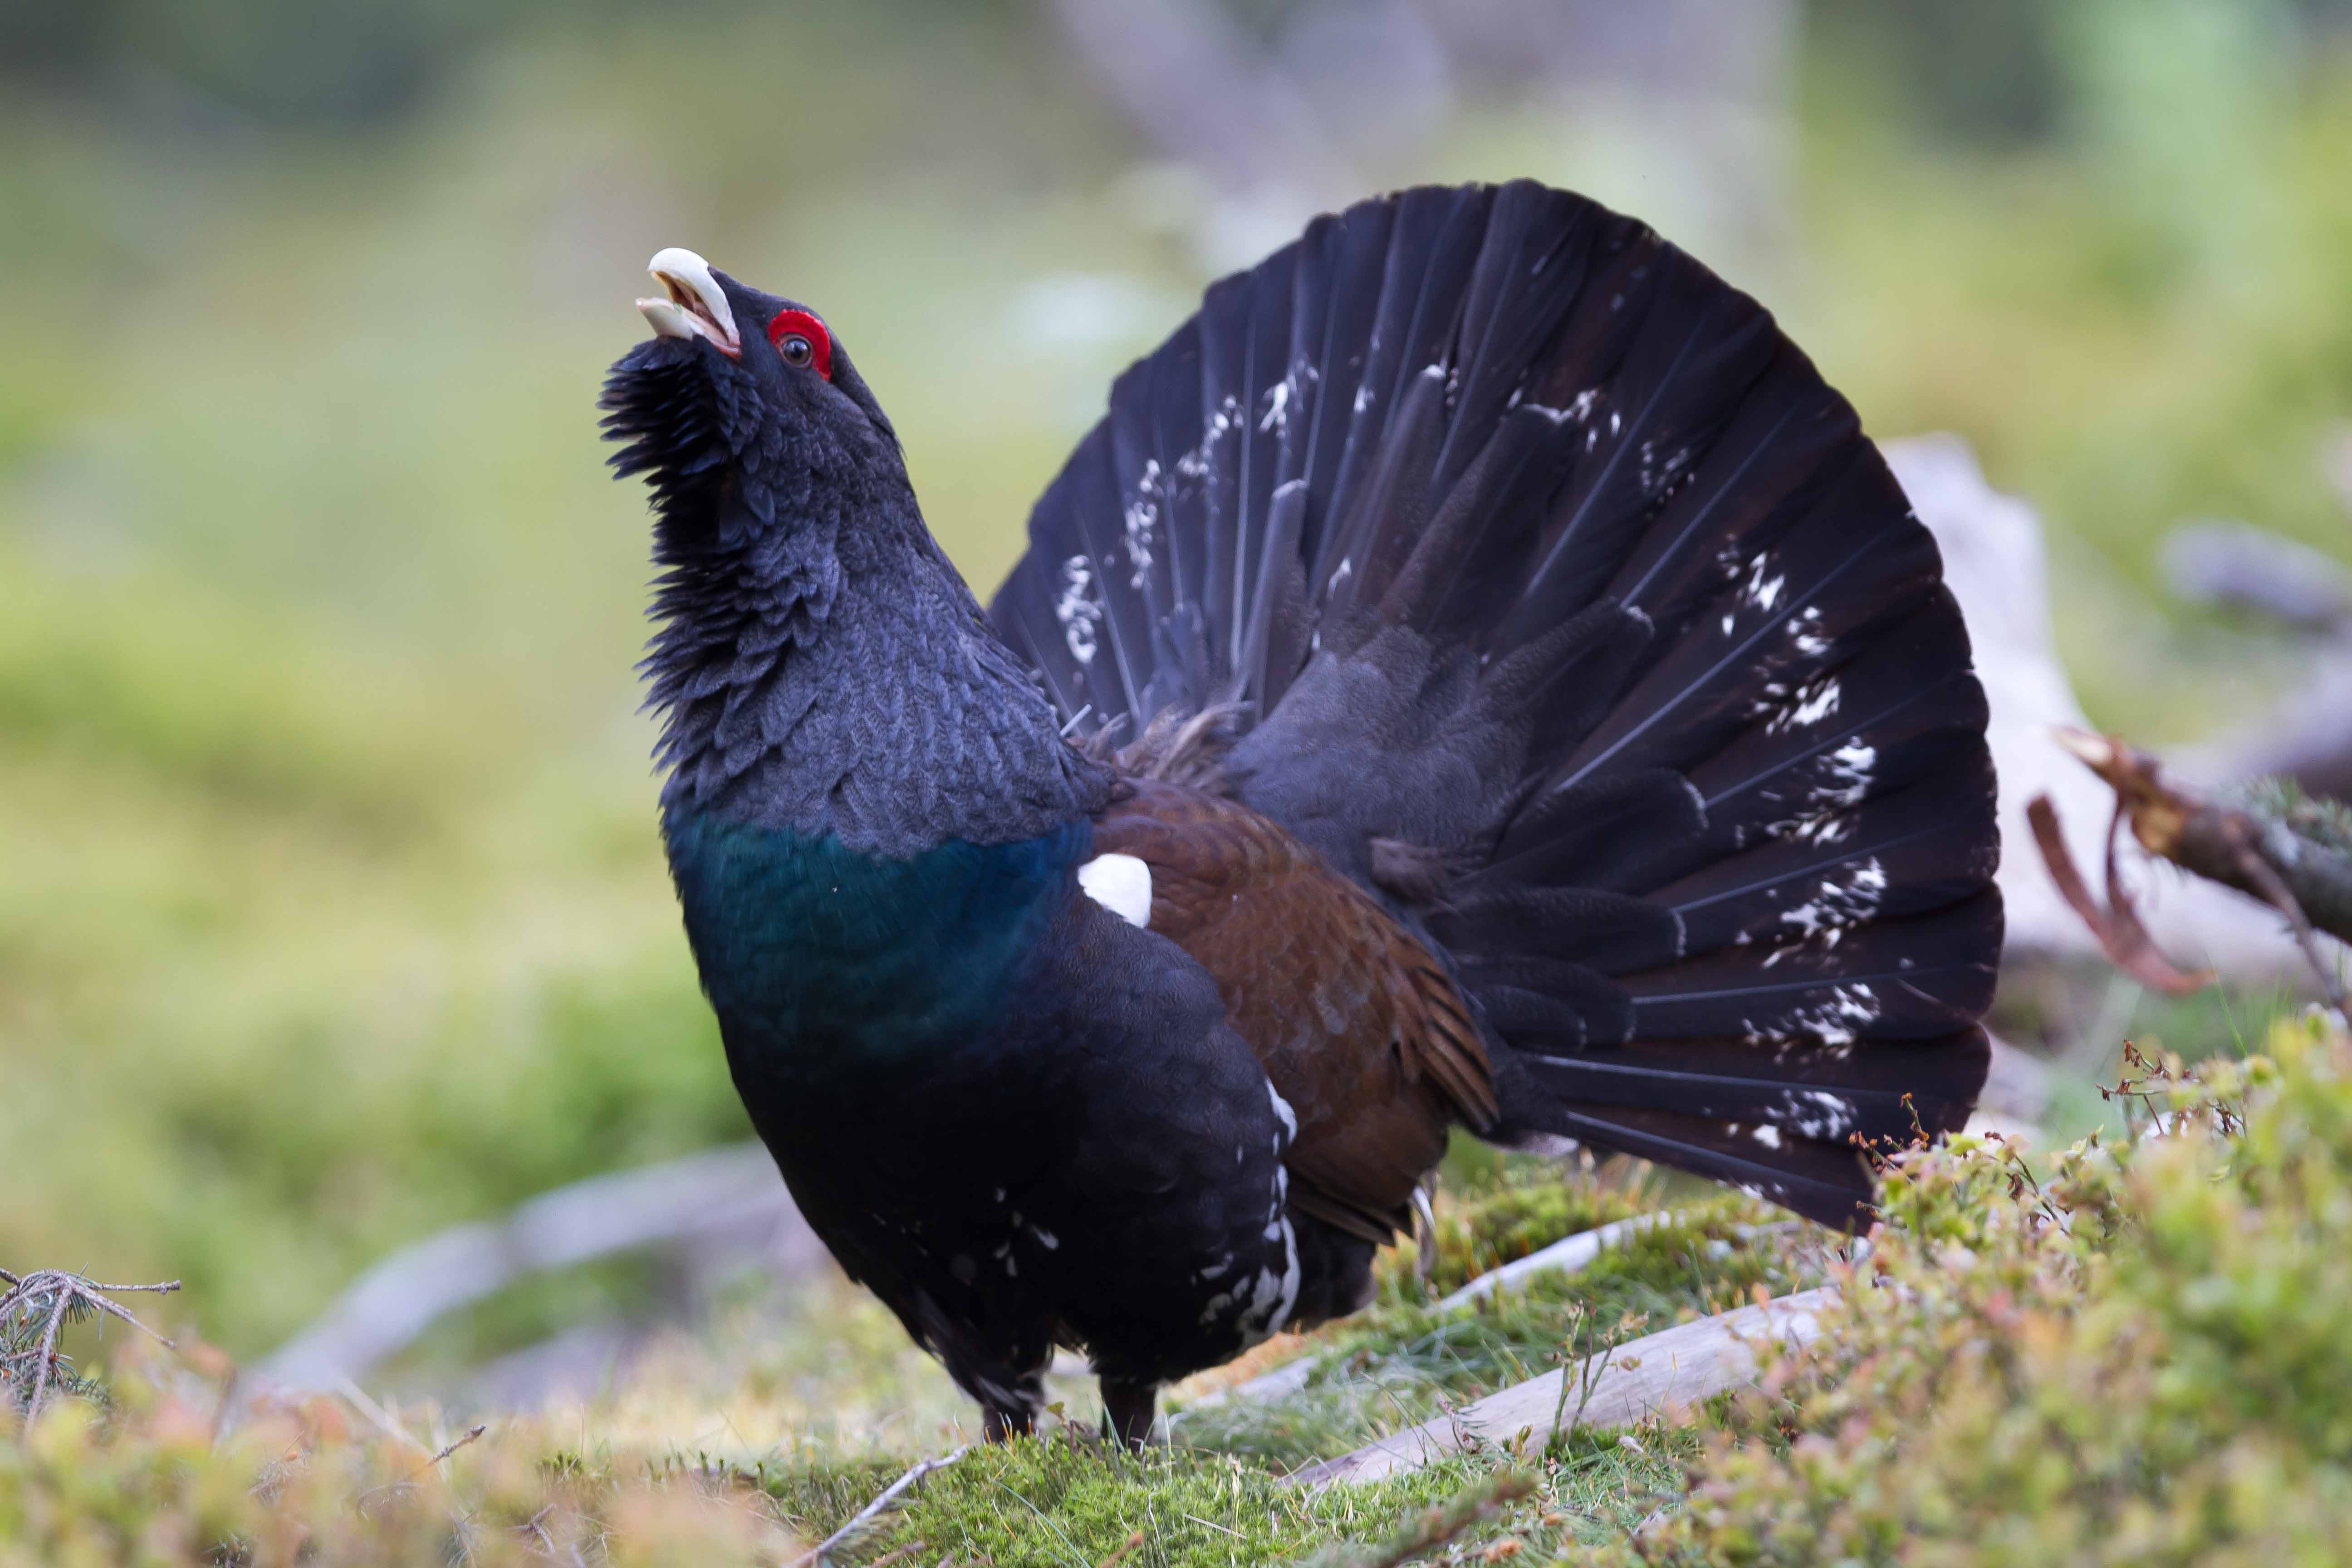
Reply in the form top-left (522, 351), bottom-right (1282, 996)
top-left (765, 307), bottom-right (835, 380)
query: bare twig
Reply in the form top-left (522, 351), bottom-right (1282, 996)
top-left (0, 1269), bottom-right (179, 1425)
top-left (786, 1446), bottom-right (970, 1568)
top-left (426, 1424), bottom-right (488, 1467)
top-left (354, 1422), bottom-right (491, 1512)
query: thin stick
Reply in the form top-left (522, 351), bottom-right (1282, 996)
top-left (786, 1446), bottom-right (970, 1568)
top-left (426, 1424), bottom-right (487, 1467)
top-left (336, 1377), bottom-right (431, 1453)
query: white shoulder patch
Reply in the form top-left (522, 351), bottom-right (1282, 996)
top-left (1077, 852), bottom-right (1153, 928)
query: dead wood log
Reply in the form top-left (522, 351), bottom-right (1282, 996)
top-left (1286, 1287), bottom-right (1834, 1485)
top-left (252, 1143), bottom-right (818, 1395)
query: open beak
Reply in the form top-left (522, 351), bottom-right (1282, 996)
top-left (637, 247), bottom-right (741, 357)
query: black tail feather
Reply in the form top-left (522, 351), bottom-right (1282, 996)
top-left (989, 181), bottom-right (2002, 1230)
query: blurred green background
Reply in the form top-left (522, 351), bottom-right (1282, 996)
top-left (2, 0), bottom-right (2349, 1359)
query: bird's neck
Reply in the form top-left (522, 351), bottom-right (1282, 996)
top-left (643, 475), bottom-right (1112, 857)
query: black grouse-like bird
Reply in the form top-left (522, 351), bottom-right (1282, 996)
top-left (600, 181), bottom-right (2001, 1447)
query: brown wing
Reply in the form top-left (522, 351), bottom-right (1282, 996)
top-left (1092, 779), bottom-right (1496, 1243)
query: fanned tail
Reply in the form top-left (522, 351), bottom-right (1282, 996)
top-left (990, 181), bottom-right (2000, 1228)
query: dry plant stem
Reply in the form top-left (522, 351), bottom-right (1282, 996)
top-left (2049, 729), bottom-right (2352, 1013)
top-left (335, 1376), bottom-right (430, 1453)
top-left (0, 1269), bottom-right (178, 1425)
top-left (1318, 1472), bottom-right (1536, 1568)
top-left (785, 1446), bottom-right (970, 1568)
top-left (1093, 1530), bottom-right (1146, 1568)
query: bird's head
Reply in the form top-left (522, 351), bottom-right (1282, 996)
top-left (600, 246), bottom-right (903, 544)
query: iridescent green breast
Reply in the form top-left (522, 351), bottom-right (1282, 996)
top-left (662, 808), bottom-right (1089, 1076)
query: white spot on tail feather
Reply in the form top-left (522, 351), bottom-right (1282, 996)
top-left (1174, 394), bottom-right (1240, 480)
top-left (1820, 740), bottom-right (1877, 807)
top-left (1745, 982), bottom-right (1882, 1053)
top-left (1787, 606), bottom-right (1832, 658)
top-left (1766, 856), bottom-right (1889, 960)
top-left (1754, 675), bottom-right (1842, 735)
top-left (1123, 458), bottom-right (1161, 589)
top-left (1054, 555), bottom-right (1101, 667)
top-left (1763, 739), bottom-right (1880, 848)
top-left (1786, 1089), bottom-right (1857, 1140)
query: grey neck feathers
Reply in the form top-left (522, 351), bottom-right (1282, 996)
top-left (646, 471), bottom-right (1114, 857)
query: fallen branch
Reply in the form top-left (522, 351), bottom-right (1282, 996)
top-left (254, 1143), bottom-right (818, 1394)
top-left (1285, 1288), bottom-right (1835, 1486)
top-left (785, 1446), bottom-right (969, 1568)
top-left (1176, 1212), bottom-right (1689, 1417)
top-left (2040, 730), bottom-right (2352, 1013)
top-left (2163, 519), bottom-right (2352, 633)
top-left (1431, 1211), bottom-right (1685, 1314)
top-left (0, 1268), bottom-right (179, 1425)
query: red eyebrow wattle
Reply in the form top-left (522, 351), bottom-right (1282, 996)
top-left (765, 308), bottom-right (833, 380)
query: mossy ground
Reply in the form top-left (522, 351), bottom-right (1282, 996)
top-left (0, 1154), bottom-right (1798, 1564)
top-left (16, 1016), bottom-right (2352, 1563)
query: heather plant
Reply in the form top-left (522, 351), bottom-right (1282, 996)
top-left (1622, 1012), bottom-right (2352, 1568)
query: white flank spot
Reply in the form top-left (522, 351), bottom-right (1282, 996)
top-left (1078, 853), bottom-right (1153, 927)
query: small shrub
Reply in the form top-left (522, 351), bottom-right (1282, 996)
top-left (1622, 1011), bottom-right (2352, 1567)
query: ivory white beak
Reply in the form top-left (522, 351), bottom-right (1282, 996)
top-left (636, 246), bottom-right (741, 356)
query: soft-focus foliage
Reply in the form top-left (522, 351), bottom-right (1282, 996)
top-left (0, 1369), bottom-right (798, 1568)
top-left (1624, 1013), bottom-right (2352, 1567)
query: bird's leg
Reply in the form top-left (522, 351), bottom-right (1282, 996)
top-left (1100, 1376), bottom-right (1158, 1451)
